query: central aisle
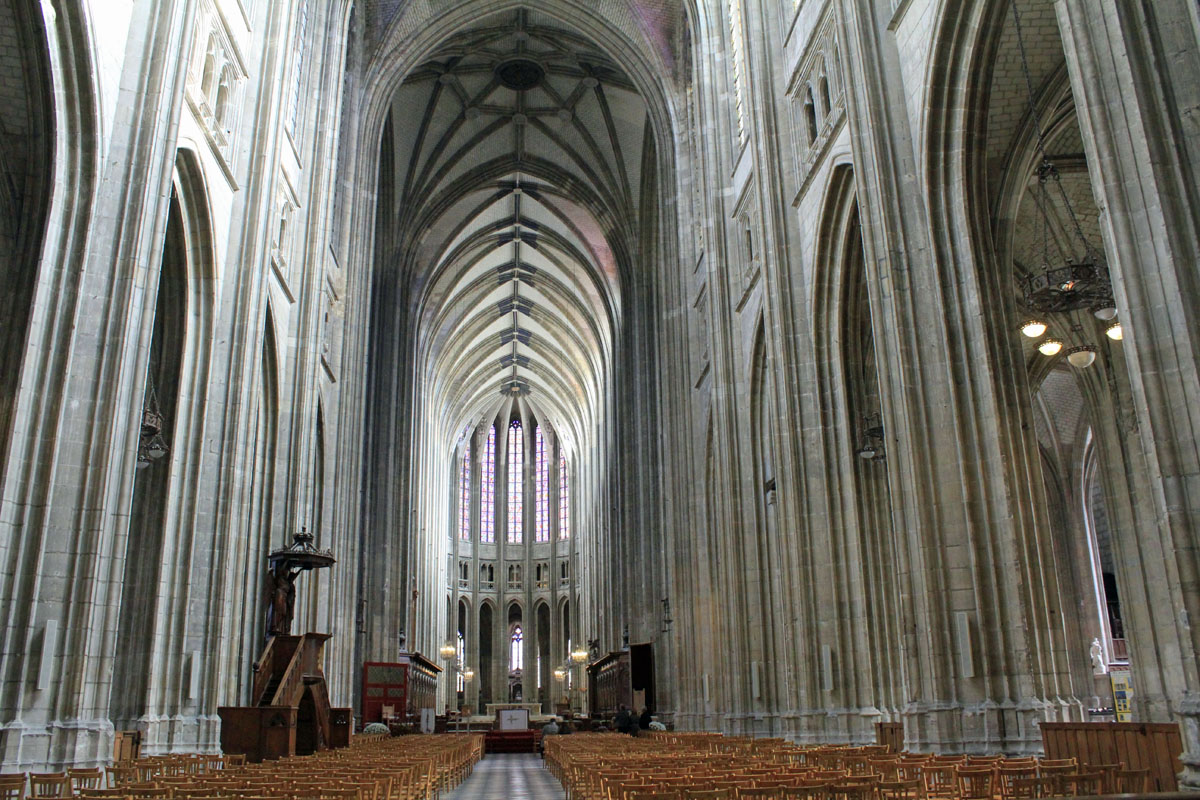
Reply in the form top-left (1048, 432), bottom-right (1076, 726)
top-left (445, 753), bottom-right (566, 800)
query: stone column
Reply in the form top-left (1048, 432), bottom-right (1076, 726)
top-left (1056, 0), bottom-right (1200, 786)
top-left (837, 0), bottom-right (1082, 752)
top-left (0, 0), bottom-right (197, 769)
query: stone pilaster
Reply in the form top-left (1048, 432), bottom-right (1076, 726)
top-left (1057, 0), bottom-right (1200, 786)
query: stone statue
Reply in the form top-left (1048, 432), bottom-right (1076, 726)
top-left (266, 563), bottom-right (302, 636)
top-left (1090, 638), bottom-right (1106, 675)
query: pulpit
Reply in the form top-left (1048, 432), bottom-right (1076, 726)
top-left (219, 531), bottom-right (348, 762)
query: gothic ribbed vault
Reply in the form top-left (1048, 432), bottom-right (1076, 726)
top-left (383, 9), bottom-right (651, 457)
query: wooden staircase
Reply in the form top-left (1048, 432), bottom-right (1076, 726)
top-left (219, 632), bottom-right (352, 762)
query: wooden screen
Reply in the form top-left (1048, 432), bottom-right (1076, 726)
top-left (361, 662), bottom-right (409, 724)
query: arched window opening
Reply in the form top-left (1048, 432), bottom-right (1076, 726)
top-left (804, 87), bottom-right (818, 144)
top-left (819, 73), bottom-right (832, 116)
top-left (286, 0), bottom-right (309, 134)
top-left (214, 68), bottom-right (233, 132)
top-left (456, 630), bottom-right (465, 692)
top-left (510, 625), bottom-right (523, 672)
top-left (480, 426), bottom-right (495, 543)
top-left (201, 36), bottom-right (218, 100)
top-left (479, 604), bottom-right (494, 705)
top-left (535, 426), bottom-right (549, 542)
top-left (558, 452), bottom-right (569, 540)
top-left (727, 0), bottom-right (747, 144)
top-left (459, 441), bottom-right (471, 540)
top-left (507, 420), bottom-right (523, 543)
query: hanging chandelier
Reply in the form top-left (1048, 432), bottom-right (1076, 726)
top-left (1017, 160), bottom-right (1114, 316)
top-left (855, 413), bottom-right (885, 462)
top-left (1010, 0), bottom-right (1120, 368)
top-left (136, 381), bottom-right (170, 469)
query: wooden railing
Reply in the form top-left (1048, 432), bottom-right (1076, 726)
top-left (1040, 721), bottom-right (1183, 791)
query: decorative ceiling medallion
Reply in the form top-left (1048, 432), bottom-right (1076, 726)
top-left (495, 59), bottom-right (545, 91)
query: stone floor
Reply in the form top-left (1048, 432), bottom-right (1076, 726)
top-left (445, 753), bottom-right (565, 800)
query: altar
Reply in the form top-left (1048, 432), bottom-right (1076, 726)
top-left (481, 703), bottom-right (544, 754)
top-left (484, 702), bottom-right (543, 724)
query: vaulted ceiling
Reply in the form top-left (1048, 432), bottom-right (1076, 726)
top-left (380, 9), bottom-right (652, 456)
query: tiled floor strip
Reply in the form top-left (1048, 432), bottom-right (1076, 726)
top-left (444, 753), bottom-right (566, 800)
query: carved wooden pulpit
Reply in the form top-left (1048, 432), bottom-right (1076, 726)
top-left (219, 530), bottom-right (349, 761)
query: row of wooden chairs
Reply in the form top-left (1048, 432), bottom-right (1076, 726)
top-left (0, 734), bottom-right (481, 800)
top-left (545, 733), bottom-right (1155, 800)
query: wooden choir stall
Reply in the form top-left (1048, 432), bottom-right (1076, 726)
top-left (587, 644), bottom-right (656, 718)
top-left (360, 652), bottom-right (441, 726)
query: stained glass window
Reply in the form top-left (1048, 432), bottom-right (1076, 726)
top-left (459, 441), bottom-right (471, 541)
top-left (535, 426), bottom-right (549, 542)
top-left (728, 0), bottom-right (746, 144)
top-left (286, 1), bottom-right (309, 134)
top-left (507, 421), bottom-right (523, 543)
top-left (510, 625), bottom-right (523, 671)
top-left (559, 452), bottom-right (569, 540)
top-left (480, 426), bottom-right (495, 543)
top-left (456, 631), bottom-right (465, 692)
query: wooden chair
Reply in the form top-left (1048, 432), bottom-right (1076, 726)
top-left (829, 782), bottom-right (876, 800)
top-left (752, 779), bottom-right (797, 791)
top-left (920, 764), bottom-right (956, 800)
top-left (78, 789), bottom-right (129, 800)
top-left (1008, 777), bottom-right (1043, 799)
top-left (1035, 762), bottom-right (1075, 796)
top-left (876, 777), bottom-right (922, 800)
top-left (737, 787), bottom-right (781, 800)
top-left (70, 769), bottom-right (106, 793)
top-left (0, 776), bottom-right (26, 800)
top-left (1112, 767), bottom-right (1151, 794)
top-left (997, 765), bottom-right (1038, 799)
top-left (123, 782), bottom-right (164, 799)
top-left (788, 778), bottom-right (832, 797)
top-left (1083, 762), bottom-right (1122, 793)
top-left (27, 774), bottom-right (69, 799)
top-left (1035, 759), bottom-right (1075, 772)
top-left (808, 770), bottom-right (847, 782)
top-left (1025, 775), bottom-right (1070, 798)
top-left (683, 790), bottom-right (730, 800)
top-left (626, 791), bottom-right (677, 800)
top-left (317, 789), bottom-right (359, 800)
top-left (1064, 772), bottom-right (1104, 796)
top-left (954, 767), bottom-right (994, 800)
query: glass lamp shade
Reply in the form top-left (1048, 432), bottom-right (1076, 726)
top-left (147, 437), bottom-right (169, 459)
top-left (1093, 305), bottom-right (1118, 321)
top-left (1038, 338), bottom-right (1064, 356)
top-left (439, 642), bottom-right (457, 660)
top-left (857, 446), bottom-right (877, 460)
top-left (1066, 346), bottom-right (1097, 368)
top-left (461, 667), bottom-right (475, 682)
top-left (570, 647), bottom-right (588, 664)
top-left (1020, 320), bottom-right (1047, 338)
top-left (1105, 322), bottom-right (1123, 341)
